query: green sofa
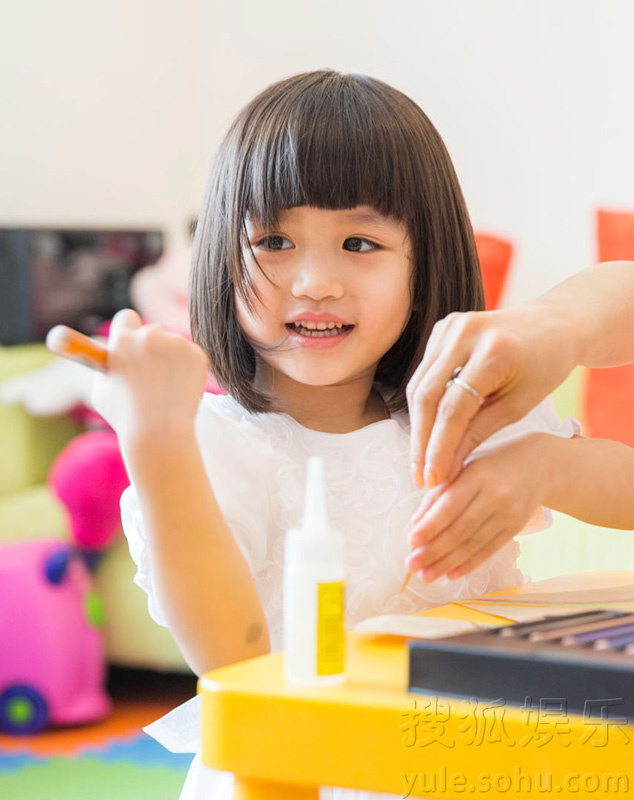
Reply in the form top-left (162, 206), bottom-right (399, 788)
top-left (0, 344), bottom-right (190, 673)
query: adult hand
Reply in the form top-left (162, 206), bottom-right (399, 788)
top-left (407, 305), bottom-right (576, 488)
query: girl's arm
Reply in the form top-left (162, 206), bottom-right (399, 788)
top-left (126, 432), bottom-right (270, 676)
top-left (406, 432), bottom-right (634, 582)
top-left (92, 310), bottom-right (270, 676)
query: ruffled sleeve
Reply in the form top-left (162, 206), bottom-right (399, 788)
top-left (120, 484), bottom-right (169, 626)
top-left (119, 394), bottom-right (274, 628)
top-left (467, 395), bottom-right (581, 534)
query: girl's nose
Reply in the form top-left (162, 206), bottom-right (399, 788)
top-left (290, 254), bottom-right (344, 300)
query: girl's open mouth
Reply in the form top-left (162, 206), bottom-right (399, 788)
top-left (285, 322), bottom-right (354, 338)
top-left (284, 321), bottom-right (355, 349)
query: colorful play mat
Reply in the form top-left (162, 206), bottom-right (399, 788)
top-left (0, 669), bottom-right (195, 800)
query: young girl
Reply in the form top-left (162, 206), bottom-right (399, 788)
top-left (93, 71), bottom-right (580, 799)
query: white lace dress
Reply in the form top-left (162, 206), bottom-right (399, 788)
top-left (120, 391), bottom-right (580, 800)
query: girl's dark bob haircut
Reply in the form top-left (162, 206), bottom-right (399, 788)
top-left (190, 69), bottom-right (483, 414)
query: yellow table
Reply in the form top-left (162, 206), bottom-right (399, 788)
top-left (200, 602), bottom-right (633, 798)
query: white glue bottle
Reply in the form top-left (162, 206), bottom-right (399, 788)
top-left (283, 456), bottom-right (346, 686)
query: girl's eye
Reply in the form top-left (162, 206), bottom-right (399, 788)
top-left (343, 237), bottom-right (379, 253)
top-left (257, 235), bottom-right (293, 251)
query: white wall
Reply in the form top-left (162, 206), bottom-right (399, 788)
top-left (0, 0), bottom-right (202, 246)
top-left (2, 0), bottom-right (633, 295)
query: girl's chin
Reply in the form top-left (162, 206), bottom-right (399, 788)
top-left (269, 364), bottom-right (373, 389)
top-left (281, 373), bottom-right (351, 388)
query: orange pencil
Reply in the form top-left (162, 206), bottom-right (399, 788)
top-left (46, 325), bottom-right (109, 373)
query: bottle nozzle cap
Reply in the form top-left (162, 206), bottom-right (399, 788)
top-left (303, 456), bottom-right (328, 532)
top-left (287, 456), bottom-right (344, 564)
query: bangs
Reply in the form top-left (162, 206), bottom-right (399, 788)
top-left (232, 72), bottom-right (423, 231)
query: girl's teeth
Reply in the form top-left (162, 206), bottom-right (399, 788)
top-left (292, 321), bottom-right (343, 330)
top-left (290, 323), bottom-right (349, 337)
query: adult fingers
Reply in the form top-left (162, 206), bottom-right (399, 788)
top-left (409, 317), bottom-right (510, 487)
top-left (418, 320), bottom-right (530, 483)
top-left (407, 319), bottom-right (455, 484)
top-left (421, 359), bottom-right (494, 487)
top-left (446, 396), bottom-right (525, 482)
top-left (408, 319), bottom-right (481, 486)
top-left (409, 361), bottom-right (462, 486)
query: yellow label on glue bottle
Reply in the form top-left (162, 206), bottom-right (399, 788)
top-left (316, 581), bottom-right (345, 676)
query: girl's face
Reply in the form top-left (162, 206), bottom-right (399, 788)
top-left (236, 205), bottom-right (413, 391)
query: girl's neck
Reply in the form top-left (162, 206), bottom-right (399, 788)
top-left (255, 370), bottom-right (389, 433)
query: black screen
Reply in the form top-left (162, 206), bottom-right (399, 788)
top-left (0, 228), bottom-right (163, 344)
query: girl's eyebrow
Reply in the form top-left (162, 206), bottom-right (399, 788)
top-left (338, 210), bottom-right (396, 229)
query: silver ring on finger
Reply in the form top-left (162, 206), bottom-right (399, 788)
top-left (445, 367), bottom-right (485, 406)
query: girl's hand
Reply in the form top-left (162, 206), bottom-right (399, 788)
top-left (407, 306), bottom-right (575, 489)
top-left (406, 432), bottom-right (551, 581)
top-left (91, 309), bottom-right (209, 451)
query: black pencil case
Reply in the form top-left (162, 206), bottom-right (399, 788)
top-left (408, 626), bottom-right (634, 721)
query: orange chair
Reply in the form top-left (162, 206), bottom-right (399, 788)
top-left (474, 232), bottom-right (514, 310)
top-left (583, 210), bottom-right (634, 448)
